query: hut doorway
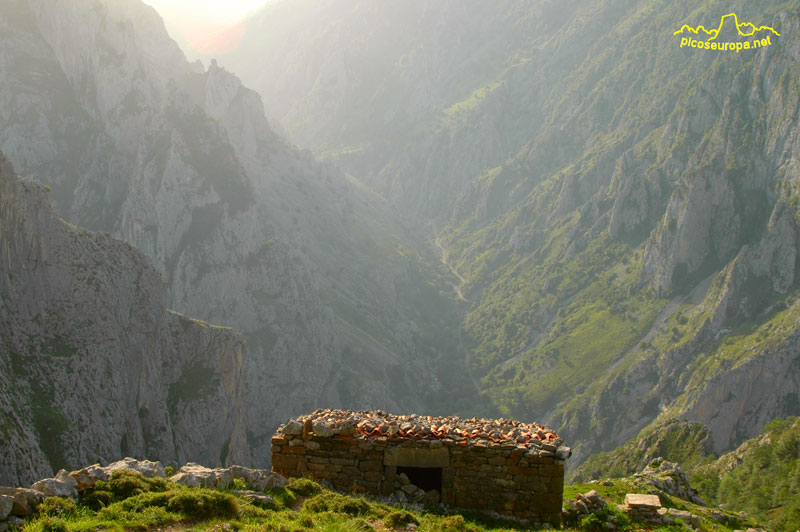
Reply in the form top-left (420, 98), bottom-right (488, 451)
top-left (396, 466), bottom-right (443, 492)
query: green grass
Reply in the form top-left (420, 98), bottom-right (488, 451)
top-left (470, 242), bottom-right (665, 419)
top-left (14, 467), bottom-right (760, 532)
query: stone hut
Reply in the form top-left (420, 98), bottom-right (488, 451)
top-left (271, 409), bottom-right (570, 525)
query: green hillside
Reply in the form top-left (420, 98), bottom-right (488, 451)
top-left (433, 0), bottom-right (800, 465)
top-left (693, 418), bottom-right (800, 532)
top-left (573, 417), bottom-right (800, 531)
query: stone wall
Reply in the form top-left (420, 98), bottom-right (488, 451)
top-left (271, 427), bottom-right (567, 525)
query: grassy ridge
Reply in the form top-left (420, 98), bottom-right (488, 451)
top-left (15, 467), bottom-right (766, 532)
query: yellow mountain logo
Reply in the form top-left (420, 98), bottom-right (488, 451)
top-left (675, 13), bottom-right (780, 52)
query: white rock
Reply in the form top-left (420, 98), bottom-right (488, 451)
top-left (0, 488), bottom-right (44, 517)
top-left (170, 463), bottom-right (232, 489)
top-left (106, 458), bottom-right (165, 478)
top-left (30, 475), bottom-right (77, 499)
top-left (556, 446), bottom-right (572, 459)
top-left (284, 421), bottom-right (303, 436)
top-left (226, 466), bottom-right (288, 490)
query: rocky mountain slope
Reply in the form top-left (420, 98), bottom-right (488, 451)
top-left (573, 417), bottom-right (800, 531)
top-left (216, 0), bottom-right (800, 470)
top-left (0, 153), bottom-right (249, 486)
top-left (0, 0), bottom-right (473, 470)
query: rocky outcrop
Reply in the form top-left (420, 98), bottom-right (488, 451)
top-left (619, 494), bottom-right (667, 525)
top-left (0, 156), bottom-right (248, 485)
top-left (562, 489), bottom-right (624, 531)
top-left (169, 463), bottom-right (287, 490)
top-left (633, 459), bottom-right (704, 506)
top-left (709, 201), bottom-right (798, 331)
top-left (68, 458), bottom-right (165, 491)
top-left (617, 494), bottom-right (702, 529)
top-left (0, 458), bottom-right (287, 530)
top-left (682, 340), bottom-right (800, 455)
top-left (643, 167), bottom-right (741, 297)
top-left (30, 470), bottom-right (77, 499)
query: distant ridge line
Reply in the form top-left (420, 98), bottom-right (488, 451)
top-left (673, 13), bottom-right (780, 41)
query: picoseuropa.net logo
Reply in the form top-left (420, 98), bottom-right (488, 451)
top-left (675, 13), bottom-right (780, 53)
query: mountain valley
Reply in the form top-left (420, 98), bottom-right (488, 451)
top-left (214, 0), bottom-right (800, 472)
top-left (1, 1), bottom-right (800, 522)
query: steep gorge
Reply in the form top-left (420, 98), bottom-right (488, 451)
top-left (217, 0), bottom-right (800, 469)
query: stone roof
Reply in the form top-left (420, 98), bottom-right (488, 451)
top-left (276, 409), bottom-right (568, 455)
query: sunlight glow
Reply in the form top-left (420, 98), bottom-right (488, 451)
top-left (142, 0), bottom-right (270, 50)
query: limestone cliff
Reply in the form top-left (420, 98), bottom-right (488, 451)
top-left (0, 0), bottom-right (470, 470)
top-left (0, 154), bottom-right (249, 486)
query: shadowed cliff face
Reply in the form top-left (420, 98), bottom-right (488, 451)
top-left (0, 0), bottom-right (473, 473)
top-left (0, 154), bottom-right (249, 486)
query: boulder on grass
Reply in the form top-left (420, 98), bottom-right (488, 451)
top-left (0, 487), bottom-right (45, 517)
top-left (105, 458), bottom-right (165, 478)
top-left (31, 470), bottom-right (78, 499)
top-left (170, 463), bottom-right (233, 489)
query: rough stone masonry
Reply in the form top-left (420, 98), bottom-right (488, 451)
top-left (271, 409), bottom-right (571, 525)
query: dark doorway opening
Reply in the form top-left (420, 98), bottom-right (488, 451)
top-left (396, 466), bottom-right (442, 492)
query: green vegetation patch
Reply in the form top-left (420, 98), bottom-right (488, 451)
top-left (302, 493), bottom-right (372, 517)
top-left (571, 420), bottom-right (715, 482)
top-left (36, 498), bottom-right (77, 519)
top-left (286, 478), bottom-right (323, 497)
top-left (30, 380), bottom-right (70, 471)
top-left (692, 417), bottom-right (800, 532)
top-left (80, 470), bottom-right (170, 511)
top-left (168, 363), bottom-right (220, 404)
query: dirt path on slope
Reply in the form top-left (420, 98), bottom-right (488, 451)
top-left (434, 234), bottom-right (468, 302)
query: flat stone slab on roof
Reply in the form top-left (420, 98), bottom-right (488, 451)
top-left (624, 494), bottom-right (661, 509)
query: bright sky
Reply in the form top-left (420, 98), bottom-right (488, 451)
top-left (142, 0), bottom-right (271, 50)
